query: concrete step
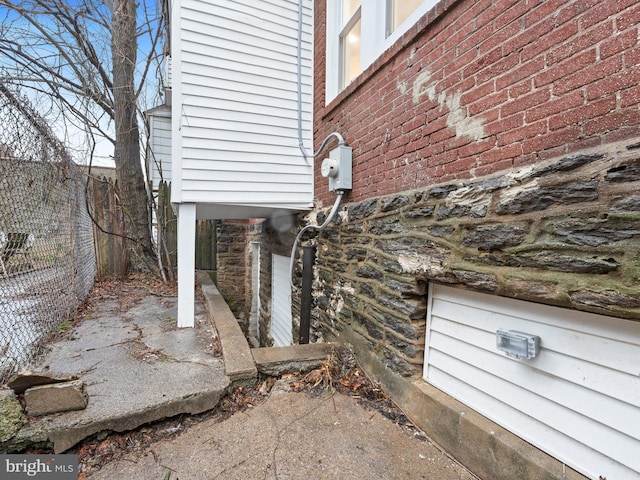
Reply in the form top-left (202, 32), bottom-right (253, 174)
top-left (252, 343), bottom-right (336, 376)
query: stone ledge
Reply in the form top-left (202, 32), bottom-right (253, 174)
top-left (198, 271), bottom-right (257, 383)
top-left (252, 343), bottom-right (336, 376)
top-left (406, 381), bottom-right (587, 480)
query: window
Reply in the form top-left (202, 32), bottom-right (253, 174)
top-left (340, 2), bottom-right (362, 87)
top-left (326, 0), bottom-right (438, 102)
top-left (387, 0), bottom-right (425, 37)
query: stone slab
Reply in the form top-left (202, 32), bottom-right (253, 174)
top-left (198, 272), bottom-right (257, 383)
top-left (7, 371), bottom-right (78, 395)
top-left (24, 380), bottom-right (88, 416)
top-left (220, 336), bottom-right (258, 382)
top-left (252, 343), bottom-right (336, 376)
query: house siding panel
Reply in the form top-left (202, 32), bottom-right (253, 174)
top-left (425, 284), bottom-right (640, 479)
top-left (173, 0), bottom-right (313, 214)
top-left (147, 110), bottom-right (172, 191)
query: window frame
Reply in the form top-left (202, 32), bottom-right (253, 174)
top-left (338, 4), bottom-right (362, 89)
top-left (326, 0), bottom-right (438, 104)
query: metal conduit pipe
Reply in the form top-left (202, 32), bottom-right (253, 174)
top-left (296, 0), bottom-right (345, 162)
top-left (289, 191), bottom-right (344, 289)
top-left (290, 0), bottom-right (349, 340)
top-left (299, 244), bottom-right (315, 344)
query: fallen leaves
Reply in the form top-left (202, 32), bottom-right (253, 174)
top-left (69, 344), bottom-right (412, 478)
top-left (50, 273), bottom-right (178, 344)
top-left (280, 346), bottom-right (407, 425)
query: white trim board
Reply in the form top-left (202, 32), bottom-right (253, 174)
top-left (271, 254), bottom-right (292, 347)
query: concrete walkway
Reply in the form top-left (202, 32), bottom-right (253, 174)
top-left (0, 273), bottom-right (478, 479)
top-left (3, 289), bottom-right (229, 453)
top-left (90, 379), bottom-right (475, 480)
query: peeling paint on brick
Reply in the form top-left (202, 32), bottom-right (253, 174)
top-left (410, 69), bottom-right (486, 141)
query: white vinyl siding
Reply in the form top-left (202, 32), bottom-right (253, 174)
top-left (271, 254), bottom-right (292, 347)
top-left (424, 284), bottom-right (640, 480)
top-left (147, 108), bottom-right (172, 192)
top-left (171, 0), bottom-right (313, 216)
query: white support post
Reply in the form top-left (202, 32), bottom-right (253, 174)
top-left (177, 202), bottom-right (196, 328)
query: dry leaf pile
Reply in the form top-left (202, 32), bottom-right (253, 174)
top-left (283, 345), bottom-right (412, 426)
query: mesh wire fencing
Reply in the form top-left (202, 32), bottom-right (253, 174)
top-left (0, 83), bottom-right (96, 384)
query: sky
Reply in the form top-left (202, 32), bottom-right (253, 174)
top-left (0, 0), bottom-right (165, 169)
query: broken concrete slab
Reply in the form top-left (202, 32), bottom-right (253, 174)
top-left (91, 387), bottom-right (478, 480)
top-left (0, 390), bottom-right (26, 442)
top-left (252, 343), bottom-right (336, 376)
top-left (0, 293), bottom-right (230, 454)
top-left (7, 371), bottom-right (78, 395)
top-left (24, 380), bottom-right (88, 416)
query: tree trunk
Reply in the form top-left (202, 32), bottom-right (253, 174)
top-left (111, 0), bottom-right (154, 263)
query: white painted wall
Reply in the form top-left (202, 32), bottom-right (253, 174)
top-left (424, 284), bottom-right (640, 480)
top-left (271, 254), bottom-right (292, 346)
top-left (171, 0), bottom-right (314, 218)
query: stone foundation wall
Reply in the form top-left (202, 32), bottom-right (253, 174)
top-left (301, 142), bottom-right (640, 378)
top-left (216, 220), bottom-right (252, 329)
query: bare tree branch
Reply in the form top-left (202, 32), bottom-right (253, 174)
top-left (0, 0), bottom-right (165, 273)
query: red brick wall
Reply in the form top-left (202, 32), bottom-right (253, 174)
top-left (314, 0), bottom-right (640, 205)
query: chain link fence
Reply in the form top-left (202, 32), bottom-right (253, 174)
top-left (0, 83), bottom-right (96, 384)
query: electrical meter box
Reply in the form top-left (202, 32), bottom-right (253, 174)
top-left (321, 145), bottom-right (352, 192)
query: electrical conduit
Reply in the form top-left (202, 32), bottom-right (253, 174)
top-left (291, 0), bottom-right (348, 289)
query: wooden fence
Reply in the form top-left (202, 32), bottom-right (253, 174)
top-left (89, 178), bottom-right (216, 278)
top-left (88, 175), bottom-right (128, 277)
top-left (157, 181), bottom-right (216, 272)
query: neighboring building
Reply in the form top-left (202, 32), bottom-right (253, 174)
top-left (262, 1), bottom-right (640, 479)
top-left (150, 0), bottom-right (640, 479)
top-left (146, 104), bottom-right (172, 197)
